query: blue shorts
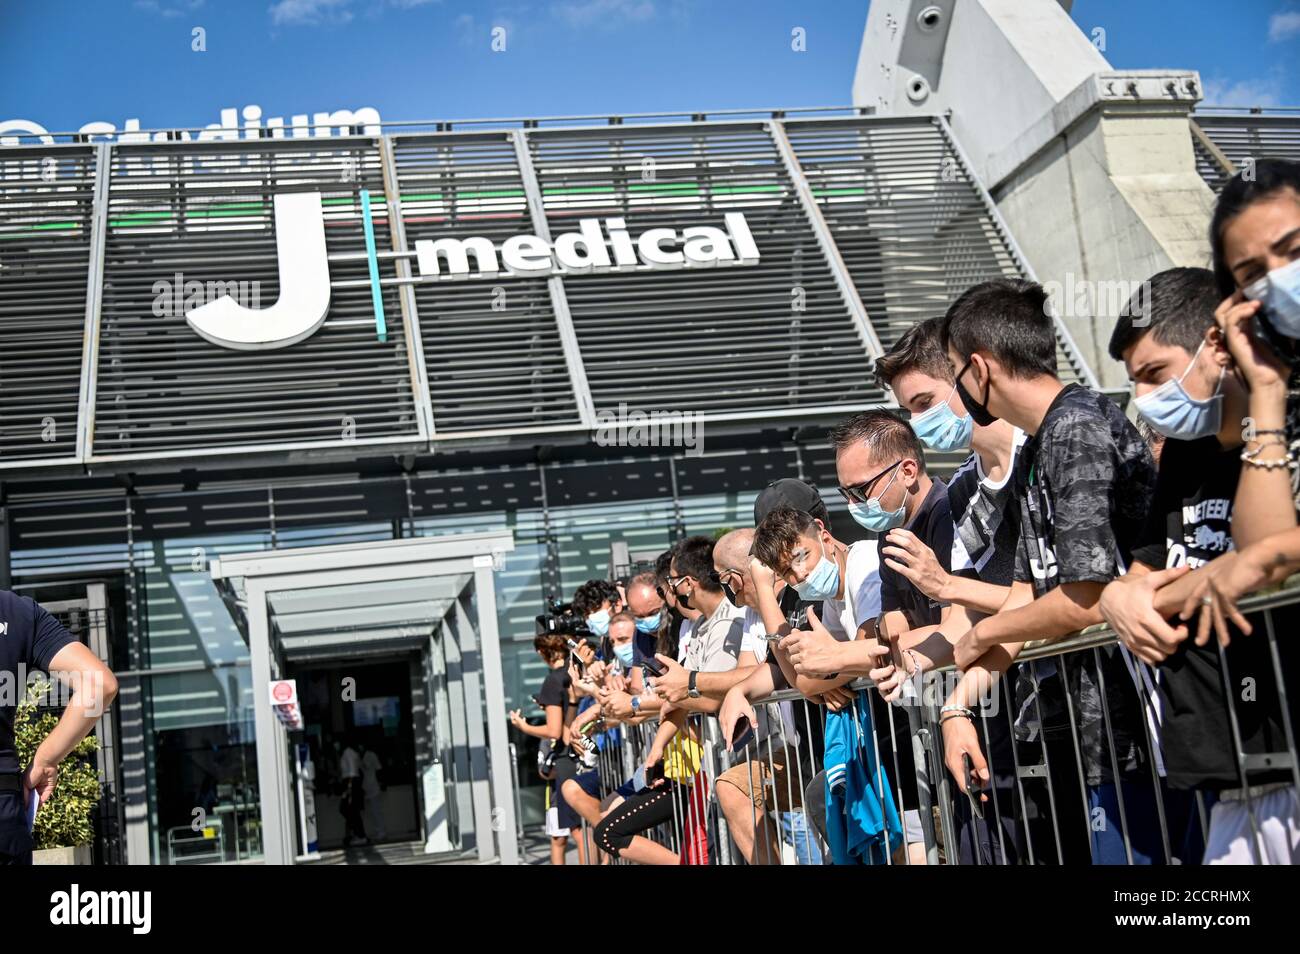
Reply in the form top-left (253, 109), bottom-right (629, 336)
top-left (557, 770), bottom-right (601, 830)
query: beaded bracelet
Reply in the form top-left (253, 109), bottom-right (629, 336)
top-left (1241, 449), bottom-right (1296, 470)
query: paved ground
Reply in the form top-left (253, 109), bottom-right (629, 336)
top-left (300, 829), bottom-right (566, 865)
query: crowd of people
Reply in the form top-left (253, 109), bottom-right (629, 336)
top-left (509, 158), bottom-right (1300, 866)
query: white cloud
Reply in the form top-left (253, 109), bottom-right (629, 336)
top-left (551, 0), bottom-right (655, 28)
top-left (134, 0), bottom-right (205, 17)
top-left (269, 0), bottom-right (354, 26)
top-left (1202, 74), bottom-right (1284, 108)
top-left (1269, 10), bottom-right (1300, 42)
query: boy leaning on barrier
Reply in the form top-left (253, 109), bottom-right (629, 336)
top-left (780, 410), bottom-right (965, 863)
top-left (1100, 266), bottom-right (1300, 864)
top-left (865, 317), bottom-right (1029, 864)
top-left (933, 279), bottom-right (1184, 865)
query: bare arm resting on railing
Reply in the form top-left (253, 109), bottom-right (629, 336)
top-left (880, 527), bottom-right (1010, 616)
top-left (1148, 529), bottom-right (1300, 646)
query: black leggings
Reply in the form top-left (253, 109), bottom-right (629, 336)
top-left (595, 782), bottom-right (679, 857)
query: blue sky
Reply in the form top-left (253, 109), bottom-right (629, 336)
top-left (1, 0), bottom-right (1297, 136)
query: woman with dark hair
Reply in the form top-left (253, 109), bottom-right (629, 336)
top-left (1205, 157), bottom-right (1300, 548)
top-left (1151, 157), bottom-right (1300, 864)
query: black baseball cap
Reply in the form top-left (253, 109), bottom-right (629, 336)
top-left (753, 478), bottom-right (830, 526)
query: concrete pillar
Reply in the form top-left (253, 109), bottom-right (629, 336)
top-left (853, 0), bottom-right (1217, 386)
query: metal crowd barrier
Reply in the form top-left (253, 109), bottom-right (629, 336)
top-left (565, 580), bottom-right (1297, 865)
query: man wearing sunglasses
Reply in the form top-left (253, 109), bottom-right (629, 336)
top-left (780, 409), bottom-right (966, 862)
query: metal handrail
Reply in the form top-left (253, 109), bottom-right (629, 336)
top-left (743, 574), bottom-right (1300, 707)
top-left (1, 105), bottom-right (875, 144)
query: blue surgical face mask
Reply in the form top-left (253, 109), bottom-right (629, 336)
top-left (613, 642), bottom-right (635, 666)
top-left (846, 466), bottom-right (908, 533)
top-left (793, 538), bottom-right (841, 601)
top-left (1245, 258), bottom-right (1300, 340)
top-left (586, 609), bottom-right (610, 636)
top-left (634, 611), bottom-right (661, 634)
top-left (910, 387), bottom-right (973, 451)
top-left (1134, 339), bottom-right (1224, 440)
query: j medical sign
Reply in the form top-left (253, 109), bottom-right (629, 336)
top-left (186, 190), bottom-right (761, 351)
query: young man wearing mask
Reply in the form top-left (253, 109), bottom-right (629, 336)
top-left (869, 317), bottom-right (1029, 863)
top-left (572, 579), bottom-right (623, 641)
top-left (1101, 266), bottom-right (1299, 864)
top-left (936, 279), bottom-right (1166, 865)
top-left (708, 528), bottom-right (821, 865)
top-left (594, 536), bottom-right (750, 864)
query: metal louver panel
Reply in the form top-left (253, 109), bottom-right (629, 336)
top-left (390, 134), bottom-right (582, 434)
top-left (0, 145), bottom-right (97, 464)
top-left (784, 117), bottom-right (1090, 385)
top-left (91, 137), bottom-right (420, 460)
top-left (1192, 113), bottom-right (1300, 192)
top-left (528, 123), bottom-right (886, 416)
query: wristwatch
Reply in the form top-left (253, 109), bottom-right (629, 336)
top-left (688, 670), bottom-right (700, 699)
top-left (630, 695), bottom-right (641, 714)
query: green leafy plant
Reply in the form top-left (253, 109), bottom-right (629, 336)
top-left (13, 678), bottom-right (101, 850)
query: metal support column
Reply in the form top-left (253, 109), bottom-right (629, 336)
top-left (512, 128), bottom-right (598, 426)
top-left (247, 580), bottom-right (292, 865)
top-left (378, 134), bottom-right (436, 442)
top-left (441, 613), bottom-right (477, 850)
top-left (75, 141), bottom-right (112, 463)
top-left (454, 591), bottom-right (495, 863)
top-left (474, 562), bottom-right (520, 865)
top-left (768, 120), bottom-right (886, 362)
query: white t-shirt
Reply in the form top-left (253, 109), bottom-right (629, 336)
top-left (361, 750), bottom-right (382, 796)
top-left (739, 605), bottom-right (793, 747)
top-left (676, 617), bottom-right (697, 664)
top-left (739, 605), bottom-right (771, 661)
top-left (339, 747), bottom-right (361, 780)
top-left (819, 541), bottom-right (882, 640)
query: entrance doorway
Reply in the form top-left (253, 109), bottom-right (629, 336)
top-left (209, 531), bottom-right (519, 865)
top-left (294, 656), bottom-right (422, 849)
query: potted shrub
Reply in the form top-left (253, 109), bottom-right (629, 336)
top-left (14, 677), bottom-right (102, 865)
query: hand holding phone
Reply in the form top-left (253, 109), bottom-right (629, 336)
top-left (642, 656), bottom-right (667, 678)
top-left (962, 752), bottom-right (985, 820)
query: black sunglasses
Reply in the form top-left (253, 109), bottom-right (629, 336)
top-left (837, 459), bottom-right (903, 505)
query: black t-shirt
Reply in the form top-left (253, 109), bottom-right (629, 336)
top-left (1131, 436), bottom-right (1300, 790)
top-left (1, 591), bottom-right (77, 775)
top-left (535, 665), bottom-right (571, 715)
top-left (535, 664), bottom-right (573, 764)
top-left (873, 478), bottom-right (952, 812)
top-left (879, 477), bottom-right (953, 629)
top-left (1013, 385), bottom-right (1158, 785)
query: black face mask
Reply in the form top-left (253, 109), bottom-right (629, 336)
top-left (955, 358), bottom-right (998, 427)
top-left (675, 585), bottom-right (693, 611)
top-left (720, 580), bottom-right (739, 608)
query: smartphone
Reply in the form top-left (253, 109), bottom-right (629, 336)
top-left (641, 656), bottom-right (667, 678)
top-left (728, 724), bottom-right (755, 753)
top-left (644, 761), bottom-right (665, 785)
top-left (875, 616), bottom-right (898, 671)
top-left (962, 752), bottom-right (985, 820)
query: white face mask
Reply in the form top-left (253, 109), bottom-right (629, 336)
top-left (1245, 258), bottom-right (1300, 340)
